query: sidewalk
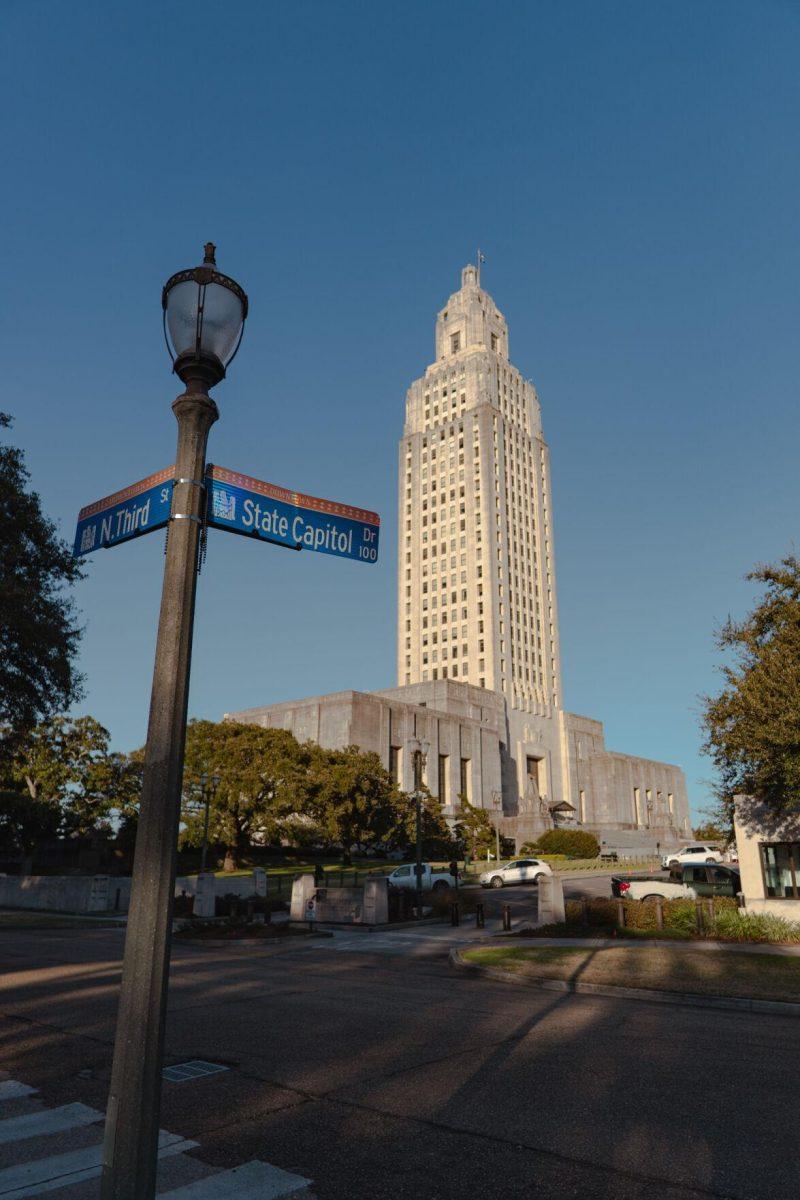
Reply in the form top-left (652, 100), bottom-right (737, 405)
top-left (502, 935), bottom-right (800, 956)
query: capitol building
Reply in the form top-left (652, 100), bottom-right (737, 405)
top-left (229, 265), bottom-right (690, 851)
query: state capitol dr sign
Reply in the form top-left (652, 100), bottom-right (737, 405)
top-left (73, 464), bottom-right (380, 564)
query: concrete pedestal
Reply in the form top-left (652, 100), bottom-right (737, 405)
top-left (363, 877), bottom-right (389, 924)
top-left (290, 874), bottom-right (317, 922)
top-left (193, 872), bottom-right (216, 918)
top-left (537, 873), bottom-right (565, 925)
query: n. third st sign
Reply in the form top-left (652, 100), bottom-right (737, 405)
top-left (73, 467), bottom-right (175, 556)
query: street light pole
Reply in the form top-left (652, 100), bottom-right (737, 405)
top-left (198, 772), bottom-right (220, 874)
top-left (408, 736), bottom-right (429, 920)
top-left (101, 246), bottom-right (247, 1200)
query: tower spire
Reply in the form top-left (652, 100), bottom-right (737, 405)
top-left (476, 248), bottom-right (486, 287)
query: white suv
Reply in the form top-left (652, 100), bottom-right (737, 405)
top-left (661, 844), bottom-right (723, 869)
top-left (480, 859), bottom-right (553, 888)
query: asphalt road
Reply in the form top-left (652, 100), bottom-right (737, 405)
top-left (476, 869), bottom-right (629, 921)
top-left (1, 918), bottom-right (795, 1200)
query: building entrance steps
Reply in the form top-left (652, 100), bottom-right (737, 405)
top-left (0, 1080), bottom-right (316, 1200)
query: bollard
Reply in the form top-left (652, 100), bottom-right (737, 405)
top-left (502, 903), bottom-right (511, 932)
top-left (705, 898), bottom-right (715, 930)
top-left (695, 899), bottom-right (704, 934)
top-left (450, 902), bottom-right (460, 927)
top-left (655, 897), bottom-right (664, 930)
top-left (616, 898), bottom-right (626, 929)
top-left (476, 902), bottom-right (485, 928)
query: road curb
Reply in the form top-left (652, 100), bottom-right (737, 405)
top-left (449, 947), bottom-right (800, 1017)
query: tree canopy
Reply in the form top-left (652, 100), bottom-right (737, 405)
top-left (1, 715), bottom-right (140, 853)
top-left (0, 414), bottom-right (83, 750)
top-left (701, 555), bottom-right (800, 820)
top-left (454, 801), bottom-right (497, 859)
top-left (179, 722), bottom-right (452, 867)
top-left (182, 720), bottom-right (311, 869)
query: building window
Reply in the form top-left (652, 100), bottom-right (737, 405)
top-left (451, 332), bottom-right (461, 354)
top-left (760, 844), bottom-right (800, 899)
top-left (438, 754), bottom-right (448, 800)
top-left (460, 757), bottom-right (470, 801)
top-left (389, 746), bottom-right (401, 784)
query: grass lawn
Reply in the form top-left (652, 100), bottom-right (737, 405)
top-left (462, 944), bottom-right (800, 1004)
top-left (0, 911), bottom-right (123, 929)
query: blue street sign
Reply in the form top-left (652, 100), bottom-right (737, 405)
top-left (73, 467), bottom-right (175, 557)
top-left (206, 465), bottom-right (380, 563)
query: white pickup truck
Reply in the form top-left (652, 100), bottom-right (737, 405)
top-left (386, 863), bottom-right (457, 891)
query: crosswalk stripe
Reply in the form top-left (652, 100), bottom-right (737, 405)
top-left (0, 1130), bottom-right (197, 1198)
top-left (0, 1085), bottom-right (37, 1104)
top-left (161, 1159), bottom-right (312, 1200)
top-left (0, 1104), bottom-right (103, 1146)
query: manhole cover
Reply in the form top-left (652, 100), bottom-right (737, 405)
top-left (163, 1060), bottom-right (229, 1083)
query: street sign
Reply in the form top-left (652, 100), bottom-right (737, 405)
top-left (73, 467), bottom-right (175, 557)
top-left (74, 462), bottom-right (381, 564)
top-left (206, 464), bottom-right (380, 563)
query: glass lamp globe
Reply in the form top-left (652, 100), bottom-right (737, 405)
top-left (162, 243), bottom-right (248, 388)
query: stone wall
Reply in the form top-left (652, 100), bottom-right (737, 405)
top-left (0, 875), bottom-right (131, 913)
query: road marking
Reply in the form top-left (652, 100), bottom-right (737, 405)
top-left (0, 1085), bottom-right (36, 1104)
top-left (0, 1104), bottom-right (103, 1145)
top-left (161, 1159), bottom-right (313, 1200)
top-left (0, 1130), bottom-right (197, 1198)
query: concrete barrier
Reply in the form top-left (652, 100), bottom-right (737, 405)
top-left (0, 875), bottom-right (131, 914)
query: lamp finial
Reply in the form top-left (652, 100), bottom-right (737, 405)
top-left (203, 242), bottom-right (217, 265)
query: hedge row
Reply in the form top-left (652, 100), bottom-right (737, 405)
top-left (563, 896), bottom-right (800, 942)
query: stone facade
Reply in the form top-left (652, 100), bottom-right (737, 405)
top-left (227, 682), bottom-right (503, 820)
top-left (227, 263), bottom-right (691, 852)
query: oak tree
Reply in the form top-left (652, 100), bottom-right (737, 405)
top-left (0, 414), bottom-right (83, 754)
top-left (702, 555), bottom-right (800, 823)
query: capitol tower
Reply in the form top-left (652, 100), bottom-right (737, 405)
top-left (230, 263), bottom-right (690, 851)
top-left (398, 263), bottom-right (561, 708)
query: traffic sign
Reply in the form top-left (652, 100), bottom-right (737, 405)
top-left (73, 467), bottom-right (175, 557)
top-left (206, 464), bottom-right (380, 563)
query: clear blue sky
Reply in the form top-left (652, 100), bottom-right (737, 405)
top-left (4, 1), bottom-right (799, 822)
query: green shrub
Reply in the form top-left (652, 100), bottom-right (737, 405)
top-left (534, 829), bottom-right (600, 859)
top-left (709, 907), bottom-right (800, 943)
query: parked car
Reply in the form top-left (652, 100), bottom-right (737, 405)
top-left (480, 859), bottom-right (553, 888)
top-left (386, 863), bottom-right (457, 891)
top-left (660, 844), bottom-right (723, 869)
top-left (612, 863), bottom-right (741, 901)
